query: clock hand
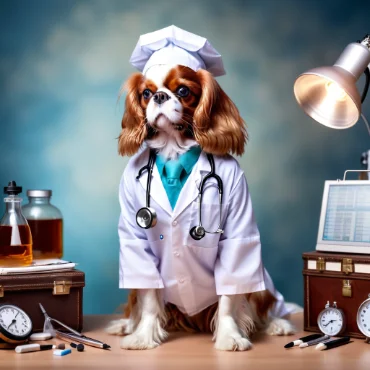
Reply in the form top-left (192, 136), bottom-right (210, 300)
top-left (7, 319), bottom-right (16, 330)
top-left (323, 319), bottom-right (337, 327)
top-left (7, 311), bottom-right (21, 330)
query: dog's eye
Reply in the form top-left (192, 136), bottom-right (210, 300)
top-left (142, 89), bottom-right (153, 100)
top-left (177, 86), bottom-right (190, 98)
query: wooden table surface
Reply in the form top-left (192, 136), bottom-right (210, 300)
top-left (1, 313), bottom-right (370, 369)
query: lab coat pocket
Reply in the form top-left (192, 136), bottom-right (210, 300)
top-left (187, 202), bottom-right (228, 249)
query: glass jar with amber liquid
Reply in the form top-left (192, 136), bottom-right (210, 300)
top-left (22, 190), bottom-right (63, 259)
top-left (0, 181), bottom-right (33, 267)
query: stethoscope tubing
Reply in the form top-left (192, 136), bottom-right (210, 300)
top-left (136, 149), bottom-right (224, 237)
top-left (197, 154), bottom-right (223, 234)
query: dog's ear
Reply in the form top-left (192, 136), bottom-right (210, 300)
top-left (193, 70), bottom-right (247, 156)
top-left (118, 73), bottom-right (147, 156)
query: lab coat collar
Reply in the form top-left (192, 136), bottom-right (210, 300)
top-left (137, 149), bottom-right (211, 218)
top-left (172, 150), bottom-right (211, 219)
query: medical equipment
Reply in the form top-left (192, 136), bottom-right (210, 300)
top-left (0, 181), bottom-right (32, 267)
top-left (22, 190), bottom-right (63, 259)
top-left (136, 150), bottom-right (224, 240)
top-left (136, 150), bottom-right (157, 229)
top-left (316, 179), bottom-right (370, 254)
top-left (39, 303), bottom-right (110, 349)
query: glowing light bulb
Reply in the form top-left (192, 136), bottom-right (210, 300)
top-left (325, 81), bottom-right (347, 101)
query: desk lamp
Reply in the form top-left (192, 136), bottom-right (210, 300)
top-left (294, 35), bottom-right (370, 130)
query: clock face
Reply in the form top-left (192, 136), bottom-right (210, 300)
top-left (357, 299), bottom-right (370, 337)
top-left (318, 308), bottom-right (344, 336)
top-left (0, 305), bottom-right (32, 341)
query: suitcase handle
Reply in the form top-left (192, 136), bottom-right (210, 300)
top-left (343, 170), bottom-right (370, 180)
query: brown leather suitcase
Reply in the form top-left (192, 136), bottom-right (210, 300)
top-left (303, 251), bottom-right (370, 339)
top-left (0, 270), bottom-right (84, 332)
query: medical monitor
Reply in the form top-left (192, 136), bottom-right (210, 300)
top-left (316, 180), bottom-right (370, 254)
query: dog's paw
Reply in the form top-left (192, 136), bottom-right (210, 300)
top-left (214, 317), bottom-right (252, 351)
top-left (265, 318), bottom-right (295, 336)
top-left (105, 318), bottom-right (134, 336)
top-left (120, 333), bottom-right (160, 350)
top-left (214, 334), bottom-right (253, 351)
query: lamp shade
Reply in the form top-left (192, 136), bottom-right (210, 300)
top-left (294, 40), bottom-right (370, 129)
top-left (294, 66), bottom-right (361, 129)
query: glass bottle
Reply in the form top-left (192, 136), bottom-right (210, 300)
top-left (0, 181), bottom-right (33, 267)
top-left (22, 190), bottom-right (63, 259)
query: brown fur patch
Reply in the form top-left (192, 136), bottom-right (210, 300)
top-left (118, 73), bottom-right (147, 156)
top-left (193, 69), bottom-right (248, 156)
top-left (246, 290), bottom-right (277, 322)
top-left (123, 290), bottom-right (276, 333)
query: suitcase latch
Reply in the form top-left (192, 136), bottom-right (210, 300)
top-left (53, 281), bottom-right (72, 295)
top-left (342, 280), bottom-right (352, 297)
top-left (316, 257), bottom-right (326, 272)
top-left (342, 258), bottom-right (353, 275)
top-left (0, 285), bottom-right (3, 298)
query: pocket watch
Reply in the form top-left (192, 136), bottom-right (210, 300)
top-left (0, 304), bottom-right (33, 344)
top-left (357, 293), bottom-right (370, 343)
top-left (317, 301), bottom-right (346, 336)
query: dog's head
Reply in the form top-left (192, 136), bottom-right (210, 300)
top-left (118, 64), bottom-right (247, 158)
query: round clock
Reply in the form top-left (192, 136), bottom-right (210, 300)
top-left (0, 304), bottom-right (33, 343)
top-left (317, 301), bottom-right (346, 336)
top-left (357, 294), bottom-right (370, 342)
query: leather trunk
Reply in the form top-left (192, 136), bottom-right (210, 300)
top-left (0, 270), bottom-right (84, 332)
top-left (303, 251), bottom-right (370, 339)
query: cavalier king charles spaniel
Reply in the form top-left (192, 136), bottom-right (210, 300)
top-left (106, 64), bottom-right (295, 351)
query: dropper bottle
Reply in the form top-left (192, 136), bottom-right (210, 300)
top-left (0, 181), bottom-right (33, 267)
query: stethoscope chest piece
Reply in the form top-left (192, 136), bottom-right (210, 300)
top-left (136, 150), bottom-right (223, 237)
top-left (136, 207), bottom-right (157, 229)
top-left (189, 225), bottom-right (206, 240)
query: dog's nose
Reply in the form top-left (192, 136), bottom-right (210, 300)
top-left (153, 91), bottom-right (170, 105)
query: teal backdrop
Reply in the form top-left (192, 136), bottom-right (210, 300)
top-left (0, 0), bottom-right (370, 314)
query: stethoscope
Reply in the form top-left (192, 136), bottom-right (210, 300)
top-left (136, 149), bottom-right (224, 240)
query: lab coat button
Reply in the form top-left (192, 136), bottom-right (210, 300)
top-left (172, 220), bottom-right (178, 226)
top-left (179, 278), bottom-right (185, 283)
top-left (174, 251), bottom-right (180, 257)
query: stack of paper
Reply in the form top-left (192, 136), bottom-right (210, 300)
top-left (0, 259), bottom-right (76, 275)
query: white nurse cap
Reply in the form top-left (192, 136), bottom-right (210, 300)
top-left (129, 25), bottom-right (226, 77)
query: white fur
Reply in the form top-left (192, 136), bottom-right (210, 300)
top-left (212, 295), bottom-right (254, 351)
top-left (145, 64), bottom-right (173, 88)
top-left (265, 317), bottom-right (296, 336)
top-left (147, 116), bottom-right (197, 159)
top-left (105, 318), bottom-right (135, 336)
top-left (144, 65), bottom-right (195, 160)
top-left (118, 289), bottom-right (168, 350)
top-left (145, 88), bottom-right (183, 126)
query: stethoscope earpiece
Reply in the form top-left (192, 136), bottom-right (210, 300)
top-left (189, 226), bottom-right (206, 240)
top-left (136, 207), bottom-right (157, 229)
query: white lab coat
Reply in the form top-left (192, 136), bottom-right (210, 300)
top-left (118, 148), bottom-right (291, 317)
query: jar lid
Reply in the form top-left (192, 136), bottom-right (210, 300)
top-left (27, 190), bottom-right (52, 197)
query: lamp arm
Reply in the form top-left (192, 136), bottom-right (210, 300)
top-left (360, 67), bottom-right (370, 137)
top-left (360, 113), bottom-right (370, 137)
top-left (361, 67), bottom-right (370, 104)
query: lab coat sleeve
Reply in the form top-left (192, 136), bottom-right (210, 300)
top-left (214, 172), bottom-right (266, 295)
top-left (118, 173), bottom-right (164, 289)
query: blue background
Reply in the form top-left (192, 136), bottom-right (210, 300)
top-left (1, 0), bottom-right (370, 314)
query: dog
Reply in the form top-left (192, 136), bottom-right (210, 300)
top-left (106, 60), bottom-right (296, 351)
